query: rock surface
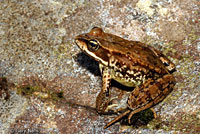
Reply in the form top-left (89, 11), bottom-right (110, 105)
top-left (0, 0), bottom-right (199, 133)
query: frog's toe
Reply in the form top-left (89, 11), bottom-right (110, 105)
top-left (108, 94), bottom-right (129, 112)
top-left (150, 108), bottom-right (157, 118)
top-left (105, 104), bottom-right (119, 113)
top-left (105, 98), bottom-right (120, 113)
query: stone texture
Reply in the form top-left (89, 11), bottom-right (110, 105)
top-left (0, 0), bottom-right (199, 133)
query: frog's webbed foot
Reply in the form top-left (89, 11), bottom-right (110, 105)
top-left (104, 97), bottom-right (119, 113)
top-left (104, 108), bottom-right (157, 129)
top-left (106, 93), bottom-right (129, 113)
top-left (97, 96), bottom-right (124, 114)
top-left (104, 110), bottom-right (131, 129)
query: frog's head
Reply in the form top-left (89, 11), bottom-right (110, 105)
top-left (75, 27), bottom-right (110, 66)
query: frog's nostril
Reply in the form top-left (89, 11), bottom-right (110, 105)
top-left (164, 62), bottom-right (169, 66)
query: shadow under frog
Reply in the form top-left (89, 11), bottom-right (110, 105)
top-left (75, 52), bottom-right (101, 76)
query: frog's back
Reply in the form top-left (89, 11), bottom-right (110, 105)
top-left (98, 34), bottom-right (166, 74)
top-left (126, 41), bottom-right (165, 74)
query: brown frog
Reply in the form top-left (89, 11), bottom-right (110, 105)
top-left (75, 27), bottom-right (176, 129)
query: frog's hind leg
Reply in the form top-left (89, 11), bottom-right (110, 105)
top-left (127, 74), bottom-right (175, 124)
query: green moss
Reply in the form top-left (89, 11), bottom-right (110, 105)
top-left (188, 29), bottom-right (199, 41)
top-left (137, 108), bottom-right (155, 122)
top-left (143, 36), bottom-right (177, 58)
top-left (166, 41), bottom-right (176, 47)
top-left (53, 42), bottom-right (73, 60)
top-left (50, 91), bottom-right (64, 101)
top-left (17, 85), bottom-right (64, 102)
top-left (17, 85), bottom-right (40, 96)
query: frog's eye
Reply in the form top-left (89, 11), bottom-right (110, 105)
top-left (88, 39), bottom-right (100, 51)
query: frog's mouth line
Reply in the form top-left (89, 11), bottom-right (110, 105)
top-left (74, 39), bottom-right (88, 53)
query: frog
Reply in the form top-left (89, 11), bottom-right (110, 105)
top-left (75, 27), bottom-right (176, 129)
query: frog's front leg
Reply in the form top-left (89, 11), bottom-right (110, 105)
top-left (96, 67), bottom-right (112, 114)
top-left (127, 74), bottom-right (175, 123)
